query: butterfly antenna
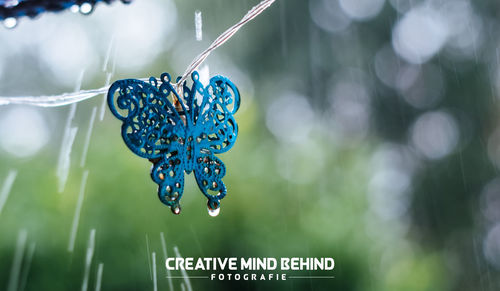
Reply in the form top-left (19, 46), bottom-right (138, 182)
top-left (172, 97), bottom-right (187, 126)
top-left (170, 80), bottom-right (188, 126)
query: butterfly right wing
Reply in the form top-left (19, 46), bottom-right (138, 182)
top-left (194, 74), bottom-right (240, 154)
top-left (193, 152), bottom-right (227, 212)
top-left (107, 77), bottom-right (185, 159)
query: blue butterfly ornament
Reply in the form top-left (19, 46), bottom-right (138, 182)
top-left (107, 71), bottom-right (240, 215)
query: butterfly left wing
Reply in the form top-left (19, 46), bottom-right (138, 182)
top-left (150, 152), bottom-right (185, 214)
top-left (107, 76), bottom-right (185, 159)
top-left (108, 74), bottom-right (188, 214)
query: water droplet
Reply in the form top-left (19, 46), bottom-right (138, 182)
top-left (5, 0), bottom-right (19, 8)
top-left (171, 205), bottom-right (181, 215)
top-left (79, 3), bottom-right (93, 15)
top-left (208, 206), bottom-right (220, 217)
top-left (3, 17), bottom-right (17, 29)
top-left (70, 4), bottom-right (79, 13)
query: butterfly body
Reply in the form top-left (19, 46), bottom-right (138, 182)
top-left (107, 71), bottom-right (240, 215)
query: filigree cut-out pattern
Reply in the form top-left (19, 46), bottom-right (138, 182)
top-left (107, 71), bottom-right (240, 215)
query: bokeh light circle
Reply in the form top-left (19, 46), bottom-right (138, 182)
top-left (0, 107), bottom-right (50, 157)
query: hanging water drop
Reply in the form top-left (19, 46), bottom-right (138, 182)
top-left (171, 205), bottom-right (181, 215)
top-left (3, 17), bottom-right (17, 29)
top-left (70, 4), bottom-right (79, 13)
top-left (208, 206), bottom-right (220, 217)
top-left (207, 200), bottom-right (220, 217)
top-left (4, 0), bottom-right (19, 8)
top-left (79, 3), bottom-right (93, 15)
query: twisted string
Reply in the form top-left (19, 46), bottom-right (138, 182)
top-left (175, 0), bottom-right (275, 87)
top-left (0, 0), bottom-right (276, 107)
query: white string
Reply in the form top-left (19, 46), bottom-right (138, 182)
top-left (175, 0), bottom-right (275, 87)
top-left (0, 0), bottom-right (276, 108)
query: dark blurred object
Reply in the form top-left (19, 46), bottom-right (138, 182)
top-left (0, 0), bottom-right (131, 22)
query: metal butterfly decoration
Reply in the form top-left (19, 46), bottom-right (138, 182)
top-left (107, 71), bottom-right (240, 216)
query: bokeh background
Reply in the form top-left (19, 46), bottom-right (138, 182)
top-left (0, 0), bottom-right (499, 290)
